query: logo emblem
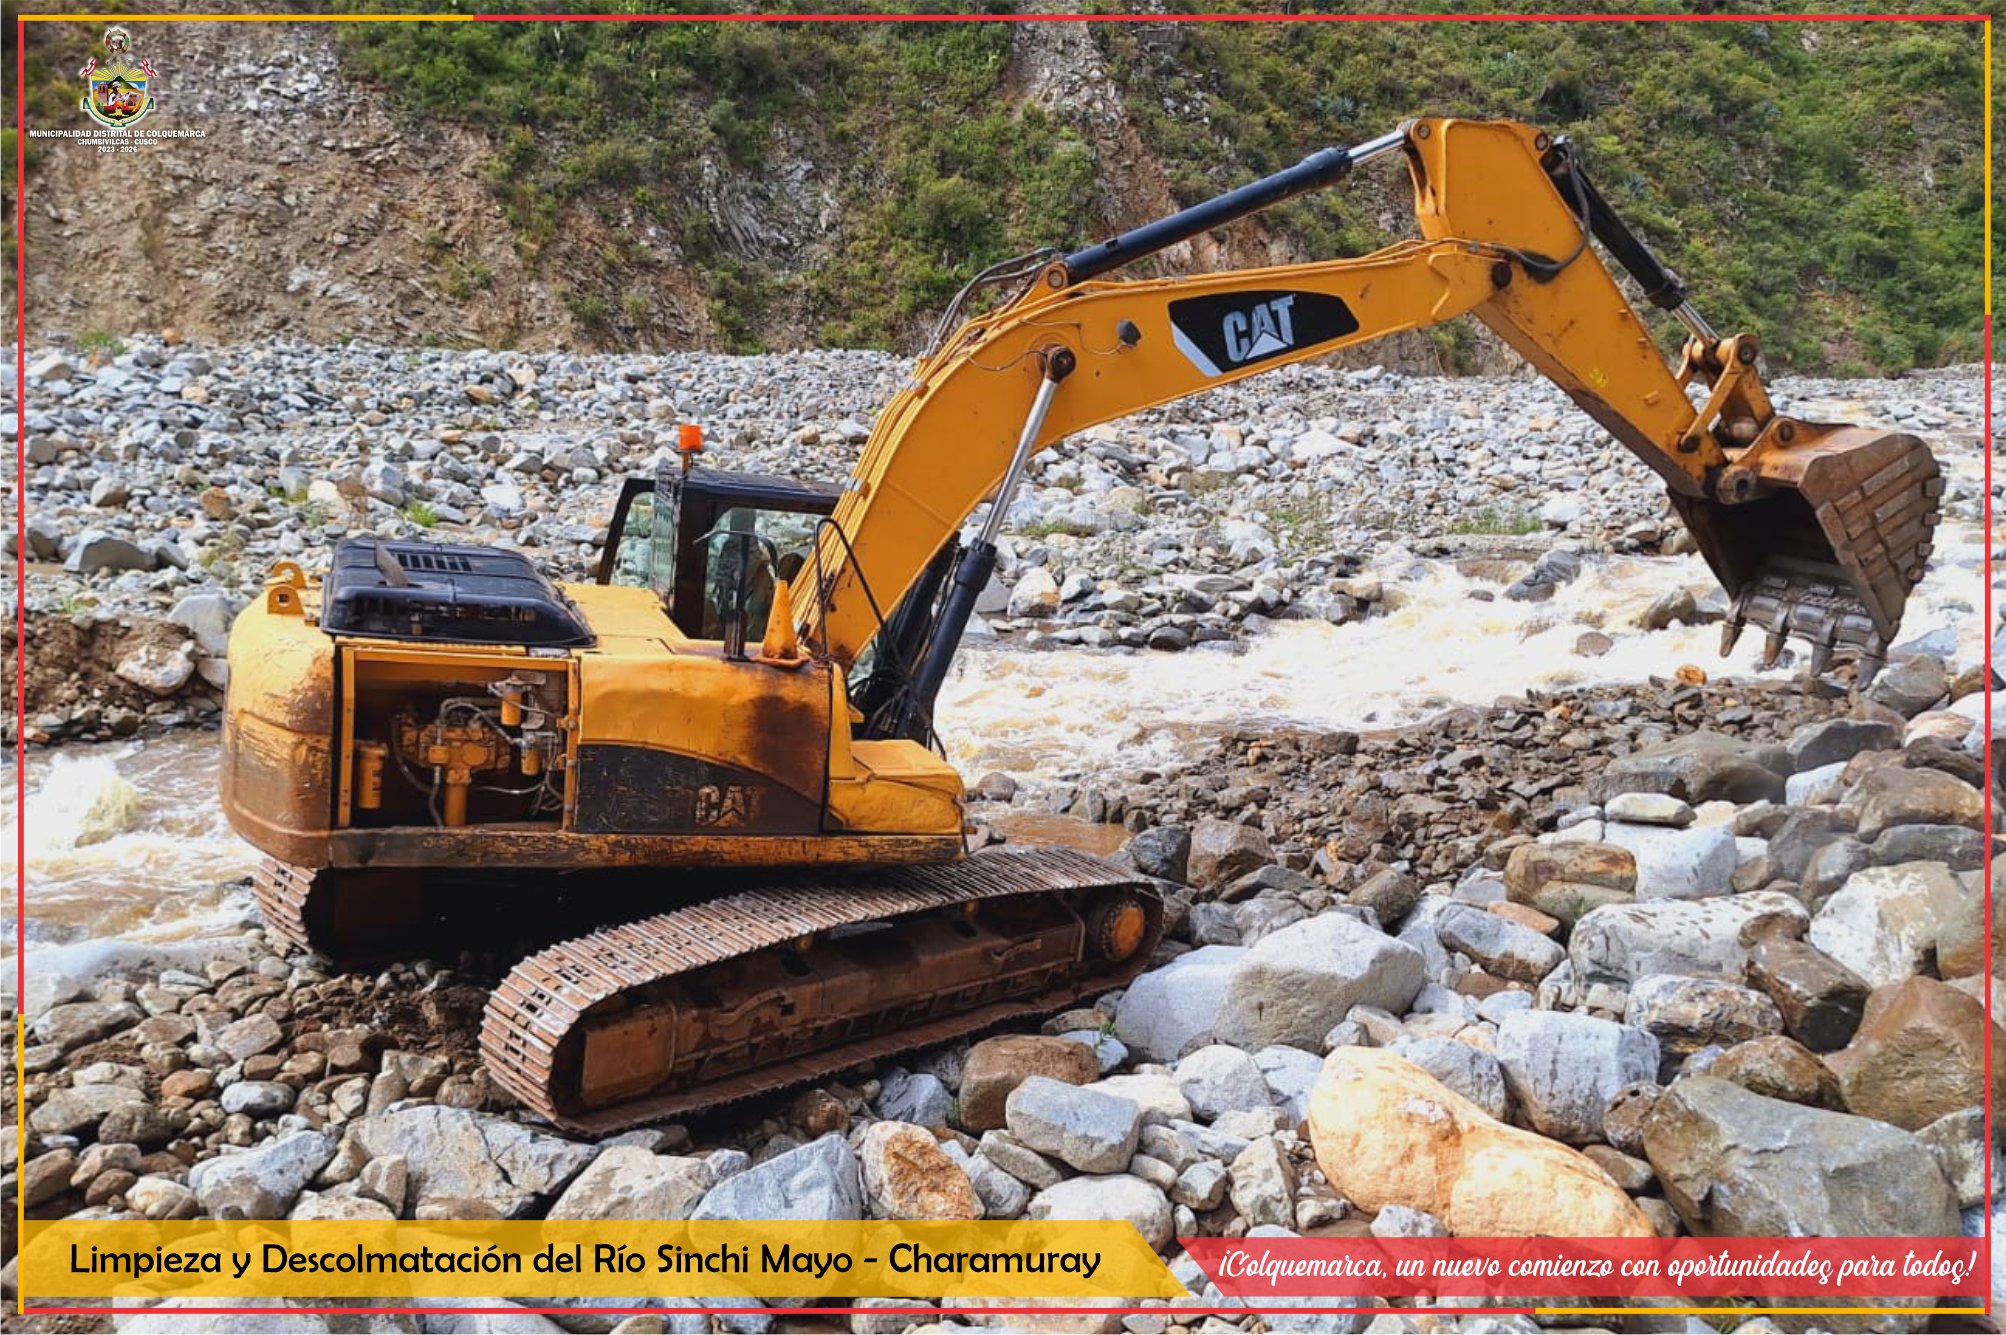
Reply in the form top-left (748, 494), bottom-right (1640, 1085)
top-left (79, 26), bottom-right (157, 128)
top-left (1168, 289), bottom-right (1361, 377)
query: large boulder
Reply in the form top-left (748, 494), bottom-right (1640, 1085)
top-left (1707, 1035), bottom-right (1844, 1110)
top-left (1004, 1076), bottom-right (1142, 1173)
top-left (1173, 1045), bottom-right (1273, 1121)
top-left (1187, 819), bottom-right (1273, 890)
top-left (1113, 945), bottom-right (1244, 1063)
top-left (351, 1106), bottom-right (597, 1219)
top-left (546, 1146), bottom-right (713, 1221)
top-left (1641, 1076), bottom-right (1959, 1236)
top-left (1864, 654), bottom-right (1950, 717)
top-left (1306, 1048), bottom-right (1651, 1237)
top-left (1596, 731), bottom-right (1787, 805)
top-left (1125, 826), bottom-right (1191, 884)
top-left (1805, 861), bottom-right (1965, 988)
top-left (32, 1001), bottom-right (142, 1053)
top-left (692, 1132), bottom-right (863, 1221)
top-left (1214, 915), bottom-right (1425, 1051)
top-left (29, 1085), bottom-right (146, 1137)
top-left (1570, 892), bottom-right (1806, 990)
top-left (857, 1121), bottom-right (981, 1220)
top-left (1387, 1036), bottom-right (1508, 1121)
top-left (187, 1131), bottom-right (337, 1220)
top-left (1743, 934), bottom-right (1870, 1052)
top-left (1622, 975), bottom-right (1782, 1061)
top-left (1504, 842), bottom-right (1637, 928)
top-left (1936, 864), bottom-right (2004, 978)
top-left (1843, 767), bottom-right (1984, 841)
top-left (1824, 977), bottom-right (2004, 1131)
top-left (1599, 823), bottom-right (1738, 901)
top-left (1493, 1012), bottom-right (1659, 1144)
top-left (1433, 904), bottom-right (1564, 984)
top-left (1786, 717), bottom-right (1902, 772)
top-left (1027, 1175), bottom-right (1174, 1250)
top-left (959, 1035), bottom-right (1099, 1133)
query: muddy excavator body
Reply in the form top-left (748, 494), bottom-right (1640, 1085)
top-left (221, 117), bottom-right (1941, 1132)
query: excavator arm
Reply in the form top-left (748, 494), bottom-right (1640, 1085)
top-left (794, 117), bottom-right (1941, 710)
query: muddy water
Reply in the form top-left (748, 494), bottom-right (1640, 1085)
top-left (5, 734), bottom-right (261, 953)
top-left (935, 530), bottom-right (1987, 781)
top-left (10, 512), bottom-right (1985, 952)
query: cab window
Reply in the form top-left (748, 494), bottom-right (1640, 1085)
top-left (700, 506), bottom-right (820, 640)
top-left (606, 491), bottom-right (667, 589)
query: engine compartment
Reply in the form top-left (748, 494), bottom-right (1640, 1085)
top-left (345, 652), bottom-right (571, 831)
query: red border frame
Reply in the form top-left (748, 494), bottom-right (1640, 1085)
top-left (12, 7), bottom-right (1994, 1326)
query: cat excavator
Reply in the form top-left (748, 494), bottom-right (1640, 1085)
top-left (221, 118), bottom-right (1942, 1133)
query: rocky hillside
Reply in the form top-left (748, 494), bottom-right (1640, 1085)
top-left (12, 5), bottom-right (1985, 374)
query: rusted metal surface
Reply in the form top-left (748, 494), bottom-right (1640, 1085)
top-left (252, 858), bottom-right (426, 968)
top-left (327, 827), bottom-right (966, 869)
top-left (1690, 426), bottom-right (1943, 677)
top-left (479, 846), bottom-right (1161, 1134)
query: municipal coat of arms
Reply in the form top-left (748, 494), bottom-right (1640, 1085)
top-left (80, 27), bottom-right (156, 128)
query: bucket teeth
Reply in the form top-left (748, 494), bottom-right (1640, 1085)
top-left (1726, 563), bottom-right (1893, 683)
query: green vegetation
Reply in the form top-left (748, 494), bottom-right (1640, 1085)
top-left (1017, 516), bottom-right (1097, 540)
top-left (403, 500), bottom-right (441, 528)
top-left (75, 328), bottom-right (126, 356)
top-left (1090, 5), bottom-right (1985, 372)
top-left (15, 5), bottom-right (1979, 373)
top-left (332, 5), bottom-right (1098, 349)
top-left (1448, 505), bottom-right (1544, 536)
top-left (1265, 492), bottom-right (1338, 556)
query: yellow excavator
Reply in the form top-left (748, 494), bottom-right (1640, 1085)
top-left (221, 118), bottom-right (1942, 1133)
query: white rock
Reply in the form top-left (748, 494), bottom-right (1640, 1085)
top-left (1388, 1036), bottom-right (1509, 1120)
top-left (1006, 567), bottom-right (1062, 618)
top-left (1807, 861), bottom-right (1966, 988)
top-left (1570, 892), bottom-right (1807, 989)
top-left (1173, 1045), bottom-right (1273, 1122)
top-left (1005, 1075), bottom-right (1142, 1173)
top-left (1600, 821), bottom-right (1737, 900)
top-left (1494, 1011), bottom-right (1660, 1144)
top-left (1604, 793), bottom-right (1695, 827)
top-left (1027, 1174), bottom-right (1173, 1249)
top-left (547, 1146), bottom-right (713, 1220)
top-left (1113, 945), bottom-right (1244, 1063)
top-left (1786, 761), bottom-right (1849, 806)
top-left (1214, 916), bottom-right (1426, 1051)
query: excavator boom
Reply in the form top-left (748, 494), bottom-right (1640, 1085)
top-left (796, 116), bottom-right (1940, 688)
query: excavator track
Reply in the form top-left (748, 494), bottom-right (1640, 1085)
top-left (481, 846), bottom-right (1162, 1134)
top-left (258, 849), bottom-right (1162, 1135)
top-left (253, 859), bottom-right (428, 968)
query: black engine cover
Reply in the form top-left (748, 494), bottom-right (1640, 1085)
top-left (320, 538), bottom-right (594, 647)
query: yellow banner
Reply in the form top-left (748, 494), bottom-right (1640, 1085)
top-left (20, 1219), bottom-right (1186, 1301)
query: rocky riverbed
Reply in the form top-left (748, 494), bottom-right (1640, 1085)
top-left (6, 339), bottom-right (1999, 1333)
top-left (4, 339), bottom-right (1989, 742)
top-left (9, 643), bottom-right (2000, 1334)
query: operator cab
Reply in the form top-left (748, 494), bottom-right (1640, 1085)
top-left (596, 459), bottom-right (839, 645)
top-left (597, 452), bottom-right (961, 746)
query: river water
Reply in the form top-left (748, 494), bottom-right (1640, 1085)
top-left (7, 509), bottom-right (1986, 957)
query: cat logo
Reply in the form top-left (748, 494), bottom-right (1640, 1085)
top-left (79, 26), bottom-right (157, 128)
top-left (1223, 294), bottom-right (1298, 364)
top-left (1168, 289), bottom-right (1360, 378)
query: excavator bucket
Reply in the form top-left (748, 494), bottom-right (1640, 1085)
top-left (1672, 425), bottom-right (1942, 680)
